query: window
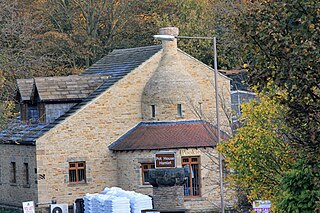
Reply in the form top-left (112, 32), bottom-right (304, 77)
top-left (24, 163), bottom-right (29, 185)
top-left (38, 103), bottom-right (46, 123)
top-left (141, 163), bottom-right (155, 185)
top-left (151, 105), bottom-right (156, 118)
top-left (10, 162), bottom-right (16, 184)
top-left (69, 162), bottom-right (86, 184)
top-left (28, 105), bottom-right (39, 122)
top-left (177, 104), bottom-right (183, 116)
top-left (182, 157), bottom-right (200, 197)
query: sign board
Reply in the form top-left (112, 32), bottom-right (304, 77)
top-left (23, 201), bottom-right (35, 213)
top-left (154, 152), bottom-right (176, 168)
top-left (253, 200), bottom-right (271, 213)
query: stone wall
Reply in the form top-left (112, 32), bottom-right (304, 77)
top-left (0, 144), bottom-right (37, 207)
top-left (153, 185), bottom-right (185, 209)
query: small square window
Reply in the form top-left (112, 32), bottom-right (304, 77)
top-left (69, 162), bottom-right (86, 184)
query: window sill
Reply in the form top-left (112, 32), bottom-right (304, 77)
top-left (184, 197), bottom-right (204, 201)
top-left (139, 185), bottom-right (153, 188)
top-left (10, 183), bottom-right (17, 186)
top-left (23, 184), bottom-right (30, 188)
top-left (68, 182), bottom-right (88, 187)
top-left (175, 116), bottom-right (185, 119)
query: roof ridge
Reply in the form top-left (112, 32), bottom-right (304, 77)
top-left (34, 74), bottom-right (110, 81)
top-left (141, 120), bottom-right (203, 126)
top-left (177, 49), bottom-right (231, 81)
top-left (112, 45), bottom-right (161, 52)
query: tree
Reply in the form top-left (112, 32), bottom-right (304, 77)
top-left (36, 0), bottom-right (130, 67)
top-left (218, 95), bottom-right (294, 210)
top-left (114, 0), bottom-right (246, 70)
top-left (233, 2), bottom-right (320, 210)
top-left (276, 159), bottom-right (320, 212)
top-left (236, 0), bottom-right (320, 157)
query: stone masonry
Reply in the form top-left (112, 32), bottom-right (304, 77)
top-left (153, 185), bottom-right (185, 210)
top-left (0, 144), bottom-right (37, 206)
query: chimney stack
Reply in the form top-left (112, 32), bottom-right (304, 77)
top-left (159, 27), bottom-right (179, 54)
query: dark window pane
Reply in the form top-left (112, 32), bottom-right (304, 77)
top-left (144, 171), bottom-right (150, 183)
top-left (192, 158), bottom-right (198, 162)
top-left (24, 163), bottom-right (29, 185)
top-left (11, 162), bottom-right (16, 183)
top-left (69, 170), bottom-right (76, 182)
top-left (78, 169), bottom-right (85, 182)
top-left (151, 105), bottom-right (156, 118)
top-left (177, 104), bottom-right (182, 116)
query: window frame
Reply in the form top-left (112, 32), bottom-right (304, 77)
top-left (182, 156), bottom-right (201, 198)
top-left (141, 163), bottom-right (155, 185)
top-left (68, 161), bottom-right (86, 184)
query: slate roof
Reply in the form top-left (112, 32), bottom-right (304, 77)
top-left (108, 120), bottom-right (229, 151)
top-left (34, 75), bottom-right (110, 101)
top-left (0, 45), bottom-right (162, 145)
top-left (81, 45), bottom-right (162, 76)
top-left (0, 118), bottom-right (45, 145)
top-left (17, 78), bottom-right (34, 101)
top-left (220, 69), bottom-right (249, 91)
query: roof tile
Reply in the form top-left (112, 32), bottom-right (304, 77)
top-left (109, 120), bottom-right (229, 151)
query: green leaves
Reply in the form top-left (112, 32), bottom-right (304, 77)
top-left (277, 160), bottom-right (320, 212)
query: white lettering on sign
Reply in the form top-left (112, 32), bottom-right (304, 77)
top-left (154, 152), bottom-right (176, 168)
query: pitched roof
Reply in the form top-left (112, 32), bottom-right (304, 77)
top-left (0, 45), bottom-right (162, 145)
top-left (34, 75), bottom-right (110, 101)
top-left (81, 45), bottom-right (162, 76)
top-left (0, 118), bottom-right (45, 145)
top-left (17, 79), bottom-right (34, 101)
top-left (109, 120), bottom-right (229, 151)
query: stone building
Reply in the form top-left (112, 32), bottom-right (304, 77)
top-left (0, 27), bottom-right (233, 212)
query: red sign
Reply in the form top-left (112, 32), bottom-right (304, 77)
top-left (155, 152), bottom-right (176, 168)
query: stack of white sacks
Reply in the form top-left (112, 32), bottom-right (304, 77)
top-left (84, 187), bottom-right (152, 213)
